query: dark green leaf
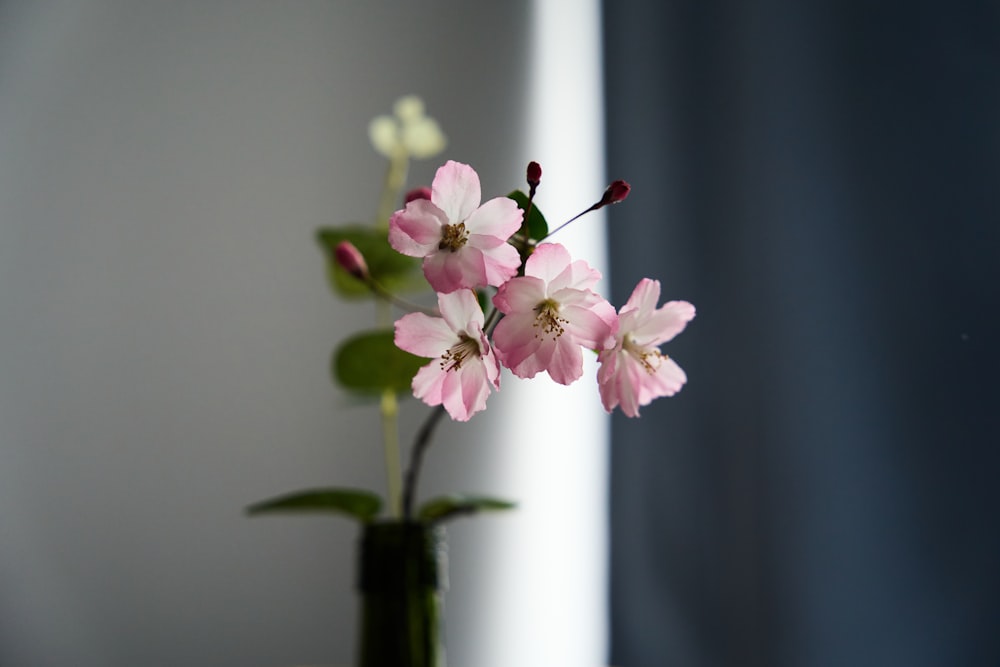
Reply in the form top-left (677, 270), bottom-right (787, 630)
top-left (475, 288), bottom-right (493, 315)
top-left (507, 190), bottom-right (548, 242)
top-left (246, 487), bottom-right (382, 522)
top-left (316, 225), bottom-right (426, 298)
top-left (417, 494), bottom-right (517, 523)
top-left (334, 329), bottom-right (427, 394)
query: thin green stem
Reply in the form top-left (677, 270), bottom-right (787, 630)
top-left (402, 405), bottom-right (448, 520)
top-left (483, 304), bottom-right (502, 335)
top-left (516, 189), bottom-right (536, 254)
top-left (371, 150), bottom-right (411, 519)
top-left (541, 203), bottom-right (599, 241)
top-left (380, 389), bottom-right (403, 519)
top-left (368, 278), bottom-right (438, 315)
top-left (375, 153), bottom-right (409, 231)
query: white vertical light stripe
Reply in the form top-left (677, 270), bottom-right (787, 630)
top-left (478, 0), bottom-right (610, 665)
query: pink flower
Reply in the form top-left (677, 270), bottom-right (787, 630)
top-left (394, 289), bottom-right (500, 421)
top-left (389, 161), bottom-right (523, 293)
top-left (492, 243), bottom-right (617, 385)
top-left (597, 278), bottom-right (695, 417)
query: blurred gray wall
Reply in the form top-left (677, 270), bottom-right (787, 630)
top-left (0, 2), bottom-right (610, 666)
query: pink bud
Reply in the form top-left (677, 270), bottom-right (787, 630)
top-left (334, 241), bottom-right (369, 280)
top-left (526, 161), bottom-right (542, 188)
top-left (404, 186), bottom-right (432, 204)
top-left (599, 180), bottom-right (631, 207)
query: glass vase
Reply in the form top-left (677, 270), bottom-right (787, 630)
top-left (356, 521), bottom-right (447, 667)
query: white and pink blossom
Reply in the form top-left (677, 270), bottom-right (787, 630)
top-left (491, 243), bottom-right (616, 385)
top-left (597, 278), bottom-right (695, 417)
top-left (389, 161), bottom-right (523, 293)
top-left (394, 289), bottom-right (500, 421)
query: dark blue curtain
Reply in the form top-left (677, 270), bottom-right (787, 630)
top-left (602, 2), bottom-right (1000, 666)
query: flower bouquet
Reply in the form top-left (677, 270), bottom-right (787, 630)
top-left (247, 96), bottom-right (695, 667)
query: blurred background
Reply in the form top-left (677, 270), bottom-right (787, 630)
top-left (1, 2), bottom-right (609, 666)
top-left (2, 1), bottom-right (998, 667)
top-left (604, 1), bottom-right (1000, 666)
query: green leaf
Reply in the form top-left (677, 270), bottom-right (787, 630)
top-left (417, 494), bottom-right (517, 523)
top-left (507, 190), bottom-right (548, 242)
top-left (475, 287), bottom-right (493, 314)
top-left (334, 329), bottom-right (427, 394)
top-left (246, 487), bottom-right (382, 522)
top-left (316, 225), bottom-right (426, 298)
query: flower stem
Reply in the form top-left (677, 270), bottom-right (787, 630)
top-left (372, 151), bottom-right (413, 520)
top-left (541, 205), bottom-right (595, 241)
top-left (380, 389), bottom-right (403, 519)
top-left (402, 405), bottom-right (448, 520)
top-left (483, 305), bottom-right (502, 335)
top-left (368, 277), bottom-right (438, 315)
top-left (375, 153), bottom-right (409, 231)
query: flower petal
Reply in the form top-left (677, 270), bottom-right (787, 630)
top-left (622, 278), bottom-right (661, 321)
top-left (395, 312), bottom-right (456, 358)
top-left (523, 242), bottom-right (573, 285)
top-left (459, 362), bottom-right (492, 419)
top-left (412, 362), bottom-right (446, 405)
top-left (502, 338), bottom-right (550, 379)
top-left (477, 242), bottom-right (521, 287)
top-left (438, 363), bottom-right (489, 422)
top-left (492, 276), bottom-right (546, 314)
top-left (491, 313), bottom-right (545, 377)
top-left (389, 200), bottom-right (448, 256)
top-left (432, 161), bottom-right (481, 223)
top-left (562, 300), bottom-right (617, 350)
top-left (632, 300), bottom-right (696, 347)
top-left (548, 257), bottom-right (602, 294)
top-left (480, 338), bottom-right (501, 388)
top-left (437, 289), bottom-right (484, 334)
top-left (639, 355), bottom-right (687, 402)
top-left (543, 337), bottom-right (585, 385)
top-left (464, 196), bottom-right (523, 241)
top-left (423, 246), bottom-right (487, 293)
top-left (616, 359), bottom-right (642, 417)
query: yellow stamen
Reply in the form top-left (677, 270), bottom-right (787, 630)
top-left (440, 333), bottom-right (480, 371)
top-left (439, 222), bottom-right (469, 252)
top-left (533, 300), bottom-right (569, 340)
top-left (624, 335), bottom-right (665, 374)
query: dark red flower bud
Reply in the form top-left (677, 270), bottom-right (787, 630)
top-left (526, 161), bottom-right (542, 188)
top-left (404, 186), bottom-right (432, 204)
top-left (334, 240), bottom-right (369, 280)
top-left (599, 180), bottom-right (631, 207)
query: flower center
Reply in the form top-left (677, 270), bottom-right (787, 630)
top-left (623, 335), bottom-right (665, 374)
top-left (440, 333), bottom-right (481, 372)
top-left (532, 300), bottom-right (568, 340)
top-left (438, 222), bottom-right (469, 252)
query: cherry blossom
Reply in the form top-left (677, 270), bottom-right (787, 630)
top-left (394, 289), bottom-right (500, 421)
top-left (492, 243), bottom-right (617, 385)
top-left (389, 161), bottom-right (523, 293)
top-left (597, 278), bottom-right (695, 417)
